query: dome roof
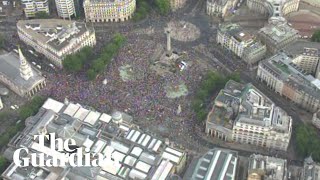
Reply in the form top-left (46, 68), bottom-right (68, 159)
top-left (112, 111), bottom-right (122, 121)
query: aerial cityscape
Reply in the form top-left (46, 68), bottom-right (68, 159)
top-left (0, 0), bottom-right (319, 179)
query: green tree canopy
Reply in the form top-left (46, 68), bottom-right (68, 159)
top-left (192, 72), bottom-right (241, 121)
top-left (87, 33), bottom-right (126, 80)
top-left (0, 33), bottom-right (5, 48)
top-left (87, 69), bottom-right (97, 80)
top-left (155, 0), bottom-right (171, 15)
top-left (62, 46), bottom-right (93, 72)
top-left (132, 0), bottom-right (150, 21)
top-left (311, 30), bottom-right (320, 42)
top-left (0, 156), bottom-right (8, 173)
top-left (34, 11), bottom-right (50, 19)
top-left (295, 124), bottom-right (320, 161)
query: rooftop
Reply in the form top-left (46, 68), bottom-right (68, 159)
top-left (85, 0), bottom-right (133, 4)
top-left (187, 148), bottom-right (238, 180)
top-left (17, 19), bottom-right (94, 53)
top-left (260, 52), bottom-right (320, 99)
top-left (219, 23), bottom-right (254, 43)
top-left (207, 80), bottom-right (291, 133)
top-left (303, 156), bottom-right (320, 180)
top-left (0, 51), bottom-right (44, 92)
top-left (284, 40), bottom-right (320, 57)
top-left (207, 0), bottom-right (229, 6)
top-left (248, 154), bottom-right (288, 180)
top-left (2, 98), bottom-right (186, 180)
top-left (259, 21), bottom-right (298, 44)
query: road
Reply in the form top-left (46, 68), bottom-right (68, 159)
top-left (0, 0), bottom-right (307, 164)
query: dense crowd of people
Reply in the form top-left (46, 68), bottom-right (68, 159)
top-left (41, 34), bottom-right (206, 140)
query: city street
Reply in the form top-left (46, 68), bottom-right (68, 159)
top-left (0, 0), bottom-right (310, 165)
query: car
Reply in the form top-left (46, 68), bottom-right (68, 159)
top-left (32, 62), bottom-right (36, 65)
top-left (14, 105), bottom-right (19, 109)
top-left (36, 65), bottom-right (41, 69)
top-left (10, 105), bottom-right (16, 110)
top-left (29, 49), bottom-right (38, 57)
top-left (49, 63), bottom-right (55, 69)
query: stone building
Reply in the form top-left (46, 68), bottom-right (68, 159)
top-left (312, 110), bottom-right (320, 129)
top-left (301, 156), bottom-right (320, 180)
top-left (207, 0), bottom-right (238, 18)
top-left (291, 47), bottom-right (320, 76)
top-left (0, 49), bottom-right (46, 97)
top-left (83, 0), bottom-right (136, 22)
top-left (302, 0), bottom-right (320, 7)
top-left (217, 23), bottom-right (267, 65)
top-left (258, 21), bottom-right (299, 54)
top-left (21, 0), bottom-right (50, 18)
top-left (184, 148), bottom-right (238, 180)
top-left (247, 154), bottom-right (288, 180)
top-left (55, 0), bottom-right (76, 19)
top-left (2, 98), bottom-right (187, 180)
top-left (170, 0), bottom-right (186, 11)
top-left (257, 52), bottom-right (320, 112)
top-left (17, 19), bottom-right (96, 68)
top-left (206, 80), bottom-right (292, 151)
top-left (246, 0), bottom-right (300, 18)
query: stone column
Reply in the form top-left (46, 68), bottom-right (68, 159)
top-left (165, 28), bottom-right (172, 56)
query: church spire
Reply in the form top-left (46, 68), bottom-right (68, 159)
top-left (18, 47), bottom-right (33, 81)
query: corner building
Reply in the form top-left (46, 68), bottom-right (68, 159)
top-left (83, 0), bottom-right (136, 22)
top-left (17, 19), bottom-right (96, 68)
top-left (205, 80), bottom-right (292, 151)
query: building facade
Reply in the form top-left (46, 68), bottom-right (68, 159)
top-left (257, 52), bottom-right (320, 112)
top-left (258, 21), bottom-right (299, 53)
top-left (292, 48), bottom-right (320, 75)
top-left (83, 0), bottom-right (136, 22)
top-left (17, 19), bottom-right (96, 68)
top-left (0, 49), bottom-right (46, 97)
top-left (207, 0), bottom-right (238, 18)
top-left (246, 0), bottom-right (300, 18)
top-left (302, 0), bottom-right (320, 7)
top-left (21, 0), bottom-right (50, 18)
top-left (312, 110), bottom-right (320, 129)
top-left (206, 80), bottom-right (292, 151)
top-left (301, 156), bottom-right (320, 180)
top-left (55, 0), bottom-right (76, 19)
top-left (217, 23), bottom-right (267, 65)
top-left (247, 154), bottom-right (288, 180)
top-left (170, 0), bottom-right (186, 11)
top-left (2, 98), bottom-right (187, 180)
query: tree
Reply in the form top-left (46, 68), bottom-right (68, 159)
top-left (132, 0), bottom-right (150, 21)
top-left (0, 33), bottom-right (5, 49)
top-left (92, 59), bottom-right (105, 73)
top-left (62, 46), bottom-right (93, 72)
top-left (155, 0), bottom-right (171, 15)
top-left (295, 124), bottom-right (320, 161)
top-left (63, 55), bottom-right (83, 72)
top-left (87, 69), bottom-right (97, 80)
top-left (35, 11), bottom-right (50, 19)
top-left (19, 107), bottom-right (34, 120)
top-left (0, 156), bottom-right (7, 173)
top-left (87, 33), bottom-right (126, 80)
top-left (311, 30), bottom-right (320, 42)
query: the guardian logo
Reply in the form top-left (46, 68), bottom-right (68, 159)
top-left (13, 133), bottom-right (120, 167)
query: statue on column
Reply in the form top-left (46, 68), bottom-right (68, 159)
top-left (177, 104), bottom-right (181, 115)
top-left (64, 97), bottom-right (69, 105)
